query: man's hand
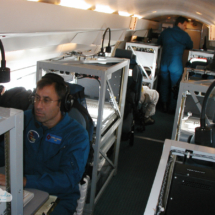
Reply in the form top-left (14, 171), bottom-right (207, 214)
top-left (0, 173), bottom-right (6, 186)
top-left (0, 174), bottom-right (27, 187)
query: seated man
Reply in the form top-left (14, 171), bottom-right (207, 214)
top-left (0, 73), bottom-right (90, 215)
top-left (140, 85), bottom-right (159, 125)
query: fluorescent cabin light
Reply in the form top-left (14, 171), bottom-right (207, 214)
top-left (196, 12), bottom-right (202, 15)
top-left (59, 0), bottom-right (91, 9)
top-left (190, 58), bottom-right (207, 63)
top-left (118, 11), bottom-right (131, 17)
top-left (133, 14), bottom-right (142, 19)
top-left (94, 4), bottom-right (115, 14)
top-left (152, 11), bottom-right (157, 13)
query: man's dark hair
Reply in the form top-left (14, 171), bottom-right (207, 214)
top-left (175, 16), bottom-right (189, 26)
top-left (37, 73), bottom-right (67, 100)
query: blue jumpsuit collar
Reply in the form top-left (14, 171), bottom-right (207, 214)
top-left (173, 26), bottom-right (183, 31)
top-left (34, 112), bottom-right (69, 132)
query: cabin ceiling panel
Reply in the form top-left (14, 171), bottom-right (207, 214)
top-left (86, 0), bottom-right (215, 24)
top-left (3, 0), bottom-right (215, 29)
top-left (0, 0), bottom-right (132, 33)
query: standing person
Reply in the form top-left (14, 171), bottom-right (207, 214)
top-left (157, 16), bottom-right (193, 113)
top-left (0, 73), bottom-right (90, 215)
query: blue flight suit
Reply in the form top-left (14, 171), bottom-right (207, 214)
top-left (24, 110), bottom-right (89, 214)
top-left (157, 26), bottom-right (193, 110)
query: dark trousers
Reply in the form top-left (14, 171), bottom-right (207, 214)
top-left (159, 57), bottom-right (183, 110)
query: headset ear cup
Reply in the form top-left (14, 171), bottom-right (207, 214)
top-left (66, 94), bottom-right (73, 111)
top-left (31, 97), bottom-right (34, 105)
top-left (31, 89), bottom-right (36, 105)
top-left (30, 89), bottom-right (36, 114)
top-left (63, 92), bottom-right (73, 112)
top-left (60, 84), bottom-right (69, 112)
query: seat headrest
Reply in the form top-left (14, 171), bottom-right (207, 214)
top-left (130, 55), bottom-right (137, 65)
top-left (114, 49), bottom-right (133, 60)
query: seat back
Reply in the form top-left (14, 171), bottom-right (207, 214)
top-left (114, 49), bottom-right (143, 143)
top-left (115, 49), bottom-right (143, 112)
top-left (0, 87), bottom-right (32, 110)
top-left (67, 83), bottom-right (94, 142)
top-left (129, 64), bottom-right (143, 107)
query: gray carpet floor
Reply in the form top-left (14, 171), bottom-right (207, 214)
top-left (94, 109), bottom-right (175, 215)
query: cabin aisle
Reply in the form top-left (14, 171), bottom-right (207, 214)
top-left (94, 107), bottom-right (175, 215)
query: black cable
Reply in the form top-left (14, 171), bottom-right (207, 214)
top-left (0, 39), bottom-right (10, 83)
top-left (96, 78), bottom-right (101, 86)
top-left (200, 80), bottom-right (215, 128)
top-left (0, 39), bottom-right (6, 68)
top-left (104, 27), bottom-right (111, 48)
top-left (99, 28), bottom-right (111, 56)
top-left (76, 74), bottom-right (100, 85)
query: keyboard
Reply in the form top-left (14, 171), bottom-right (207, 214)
top-left (0, 185), bottom-right (34, 207)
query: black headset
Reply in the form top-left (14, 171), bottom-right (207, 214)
top-left (33, 73), bottom-right (73, 112)
top-left (60, 83), bottom-right (73, 112)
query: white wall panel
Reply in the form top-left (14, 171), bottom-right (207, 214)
top-left (0, 0), bottom-right (131, 33)
top-left (0, 0), bottom-right (159, 76)
top-left (136, 19), bottom-right (159, 30)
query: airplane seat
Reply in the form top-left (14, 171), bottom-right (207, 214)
top-left (68, 107), bottom-right (86, 129)
top-left (129, 55), bottom-right (143, 111)
top-left (114, 48), bottom-right (143, 146)
top-left (66, 83), bottom-right (93, 215)
top-left (0, 86), bottom-right (33, 110)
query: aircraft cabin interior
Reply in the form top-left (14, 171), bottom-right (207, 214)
top-left (1, 0), bottom-right (215, 215)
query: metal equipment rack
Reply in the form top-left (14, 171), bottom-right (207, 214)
top-left (36, 56), bottom-right (129, 215)
top-left (0, 107), bottom-right (24, 215)
top-left (188, 49), bottom-right (214, 61)
top-left (171, 67), bottom-right (215, 142)
top-left (144, 139), bottom-right (215, 215)
top-left (125, 42), bottom-right (161, 89)
top-left (0, 108), bottom-right (49, 215)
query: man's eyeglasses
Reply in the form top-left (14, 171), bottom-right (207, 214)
top-left (32, 95), bottom-right (60, 106)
